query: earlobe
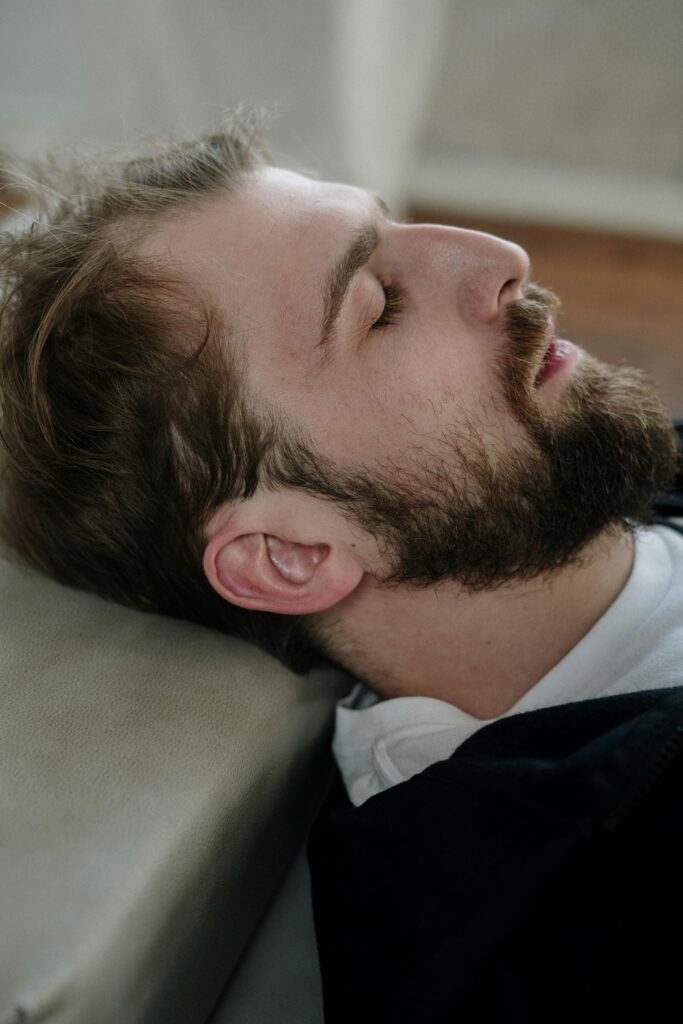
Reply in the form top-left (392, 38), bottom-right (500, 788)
top-left (203, 529), bottom-right (363, 616)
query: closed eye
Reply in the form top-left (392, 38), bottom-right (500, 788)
top-left (371, 281), bottom-right (405, 330)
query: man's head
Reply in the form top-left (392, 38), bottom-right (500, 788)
top-left (1, 116), bottom-right (678, 676)
top-left (0, 112), bottom-right (317, 669)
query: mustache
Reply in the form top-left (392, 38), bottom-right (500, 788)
top-left (504, 281), bottom-right (561, 351)
top-left (501, 282), bottom-right (562, 396)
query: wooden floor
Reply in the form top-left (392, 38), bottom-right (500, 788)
top-left (411, 208), bottom-right (683, 420)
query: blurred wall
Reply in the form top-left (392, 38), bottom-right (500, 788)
top-left (427, 0), bottom-right (682, 179)
top-left (0, 0), bottom-right (339, 170)
top-left (415, 0), bottom-right (683, 236)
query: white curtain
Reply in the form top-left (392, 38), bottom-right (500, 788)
top-left (332, 0), bottom-right (450, 210)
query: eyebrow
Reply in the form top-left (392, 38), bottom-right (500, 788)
top-left (316, 194), bottom-right (390, 369)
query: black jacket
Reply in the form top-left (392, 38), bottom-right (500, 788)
top-left (308, 684), bottom-right (683, 1022)
top-left (308, 437), bottom-right (683, 1024)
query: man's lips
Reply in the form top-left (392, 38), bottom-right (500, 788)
top-left (534, 336), bottom-right (578, 387)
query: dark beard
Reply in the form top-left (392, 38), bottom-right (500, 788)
top-left (271, 283), bottom-right (679, 590)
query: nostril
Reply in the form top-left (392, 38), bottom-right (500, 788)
top-left (498, 278), bottom-right (520, 307)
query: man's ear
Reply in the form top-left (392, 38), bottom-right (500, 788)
top-left (203, 527), bottom-right (364, 616)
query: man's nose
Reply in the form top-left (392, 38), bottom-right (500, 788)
top-left (424, 225), bottom-right (531, 327)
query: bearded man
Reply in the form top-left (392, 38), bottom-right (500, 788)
top-left (1, 114), bottom-right (681, 1021)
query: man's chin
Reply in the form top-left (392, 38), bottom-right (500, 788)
top-left (522, 347), bottom-right (654, 435)
top-left (535, 352), bottom-right (679, 527)
top-left (386, 352), bottom-right (678, 590)
top-left (554, 350), bottom-right (666, 426)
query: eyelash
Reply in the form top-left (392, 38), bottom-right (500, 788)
top-left (371, 281), bottom-right (404, 330)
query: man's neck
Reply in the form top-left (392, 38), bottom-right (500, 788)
top-left (325, 526), bottom-right (635, 720)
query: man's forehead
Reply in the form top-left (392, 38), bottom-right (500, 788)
top-left (143, 167), bottom-right (370, 263)
top-left (252, 165), bottom-right (359, 203)
top-left (245, 166), bottom-right (376, 224)
top-left (138, 166), bottom-right (373, 324)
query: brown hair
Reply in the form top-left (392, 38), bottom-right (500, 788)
top-left (0, 111), bottom-right (324, 673)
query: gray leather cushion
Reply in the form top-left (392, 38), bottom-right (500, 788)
top-left (209, 844), bottom-right (323, 1024)
top-left (0, 545), bottom-right (350, 1024)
